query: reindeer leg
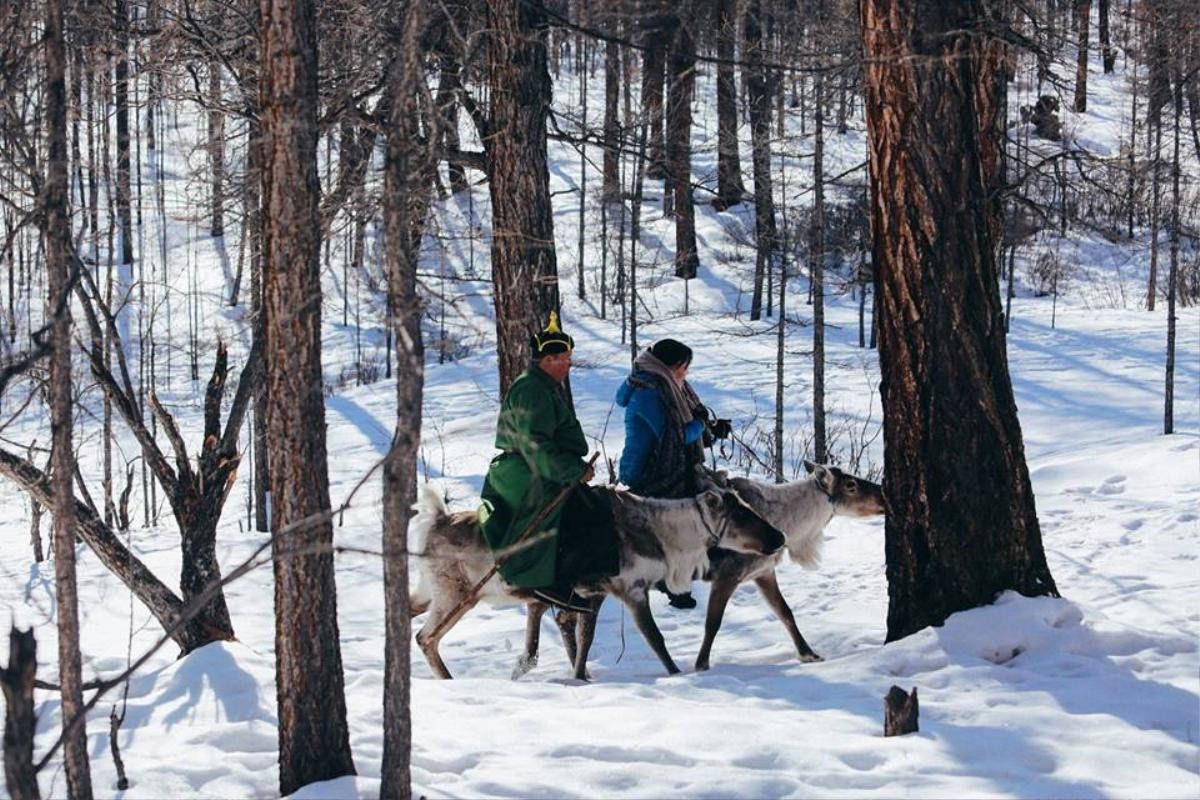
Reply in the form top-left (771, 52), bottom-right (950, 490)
top-left (553, 609), bottom-right (580, 671)
top-left (694, 576), bottom-right (739, 671)
top-left (571, 596), bottom-right (604, 681)
top-left (620, 590), bottom-right (680, 675)
top-left (415, 588), bottom-right (479, 680)
top-left (754, 570), bottom-right (822, 663)
top-left (513, 601), bottom-right (549, 679)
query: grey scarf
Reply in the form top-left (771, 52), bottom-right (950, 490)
top-left (632, 349), bottom-right (700, 428)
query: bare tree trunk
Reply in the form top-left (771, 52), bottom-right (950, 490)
top-left (667, 9), bottom-right (698, 280)
top-left (487, 0), bottom-right (560, 395)
top-left (714, 0), bottom-right (746, 210)
top-left (745, 0), bottom-right (775, 321)
top-left (1, 627), bottom-right (41, 800)
top-left (1074, 1), bottom-right (1090, 112)
top-left (641, 2), bottom-right (667, 180)
top-left (1164, 74), bottom-right (1181, 434)
top-left (381, 5), bottom-right (428, 796)
top-left (812, 70), bottom-right (827, 463)
top-left (114, 0), bottom-right (134, 267)
top-left (260, 0), bottom-right (356, 792)
top-left (208, 60), bottom-right (225, 237)
top-left (862, 0), bottom-right (1058, 642)
top-left (1098, 0), bottom-right (1114, 72)
top-left (1148, 119), bottom-right (1162, 310)
top-left (46, 0), bottom-right (93, 791)
top-left (603, 31), bottom-right (620, 201)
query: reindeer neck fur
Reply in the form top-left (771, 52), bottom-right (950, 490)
top-left (608, 491), bottom-right (718, 594)
top-left (732, 476), bottom-right (835, 567)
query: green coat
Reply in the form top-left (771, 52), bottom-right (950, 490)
top-left (479, 366), bottom-right (589, 588)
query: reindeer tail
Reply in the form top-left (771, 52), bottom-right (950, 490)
top-left (409, 483), bottom-right (449, 617)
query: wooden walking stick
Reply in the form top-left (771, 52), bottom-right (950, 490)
top-left (425, 452), bottom-right (600, 641)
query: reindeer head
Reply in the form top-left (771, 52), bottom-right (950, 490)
top-left (698, 489), bottom-right (787, 555)
top-left (803, 461), bottom-right (886, 518)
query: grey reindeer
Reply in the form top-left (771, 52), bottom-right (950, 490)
top-left (409, 484), bottom-right (786, 679)
top-left (517, 461), bottom-right (885, 678)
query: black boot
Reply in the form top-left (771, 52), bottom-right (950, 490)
top-left (533, 582), bottom-right (594, 614)
top-left (654, 580), bottom-right (697, 610)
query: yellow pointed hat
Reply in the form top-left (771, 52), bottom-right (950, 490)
top-left (532, 310), bottom-right (574, 354)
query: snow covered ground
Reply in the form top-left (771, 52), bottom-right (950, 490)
top-left (3, 22), bottom-right (1199, 800)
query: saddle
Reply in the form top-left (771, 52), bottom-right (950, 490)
top-left (555, 485), bottom-right (621, 586)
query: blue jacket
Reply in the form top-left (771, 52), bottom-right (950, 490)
top-left (615, 373), bottom-right (705, 489)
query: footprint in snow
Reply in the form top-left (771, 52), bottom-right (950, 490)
top-left (1095, 475), bottom-right (1126, 495)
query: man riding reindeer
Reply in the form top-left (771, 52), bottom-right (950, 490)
top-left (478, 312), bottom-right (618, 612)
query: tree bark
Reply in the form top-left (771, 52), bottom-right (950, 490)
top-left (1074, 1), bottom-right (1090, 112)
top-left (745, 0), bottom-right (775, 321)
top-left (208, 60), bottom-right (225, 237)
top-left (487, 0), bottom-right (560, 395)
top-left (380, 1), bottom-right (430, 795)
top-left (2, 627), bottom-right (41, 800)
top-left (1164, 72), bottom-right (1181, 434)
top-left (603, 29), bottom-right (621, 201)
top-left (260, 0), bottom-right (356, 792)
top-left (812, 70), bottom-right (827, 463)
top-left (114, 0), bottom-right (134, 268)
top-left (714, 0), bottom-right (746, 210)
top-left (862, 0), bottom-right (1059, 642)
top-left (667, 9), bottom-right (699, 280)
top-left (641, 2), bottom-right (667, 180)
top-left (46, 0), bottom-right (94, 791)
top-left (1098, 0), bottom-right (1114, 72)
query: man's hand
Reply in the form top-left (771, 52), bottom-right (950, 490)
top-left (580, 463), bottom-right (595, 484)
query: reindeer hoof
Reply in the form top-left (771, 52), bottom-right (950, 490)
top-left (694, 660), bottom-right (710, 672)
top-left (798, 652), bottom-right (824, 663)
top-left (511, 654), bottom-right (538, 680)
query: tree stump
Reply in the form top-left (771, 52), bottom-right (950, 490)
top-left (884, 685), bottom-right (919, 736)
top-left (2, 626), bottom-right (41, 800)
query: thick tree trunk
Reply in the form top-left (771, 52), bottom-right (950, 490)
top-left (714, 0), bottom-right (746, 210)
top-left (667, 9), bottom-right (698, 280)
top-left (2, 627), bottom-right (40, 800)
top-left (487, 0), bottom-right (560, 395)
top-left (641, 3), bottom-right (667, 180)
top-left (380, 1), bottom-right (430, 796)
top-left (1074, 1), bottom-right (1090, 112)
top-left (46, 0), bottom-right (93, 791)
top-left (745, 0), bottom-right (775, 321)
top-left (862, 0), bottom-right (1059, 642)
top-left (260, 0), bottom-right (356, 792)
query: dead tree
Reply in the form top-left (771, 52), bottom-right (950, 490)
top-left (2, 627), bottom-right (41, 800)
top-left (72, 264), bottom-right (258, 640)
top-left (261, 0), bottom-right (356, 791)
top-left (862, 0), bottom-right (1059, 642)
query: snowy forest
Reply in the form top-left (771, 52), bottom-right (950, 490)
top-left (0, 0), bottom-right (1197, 797)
